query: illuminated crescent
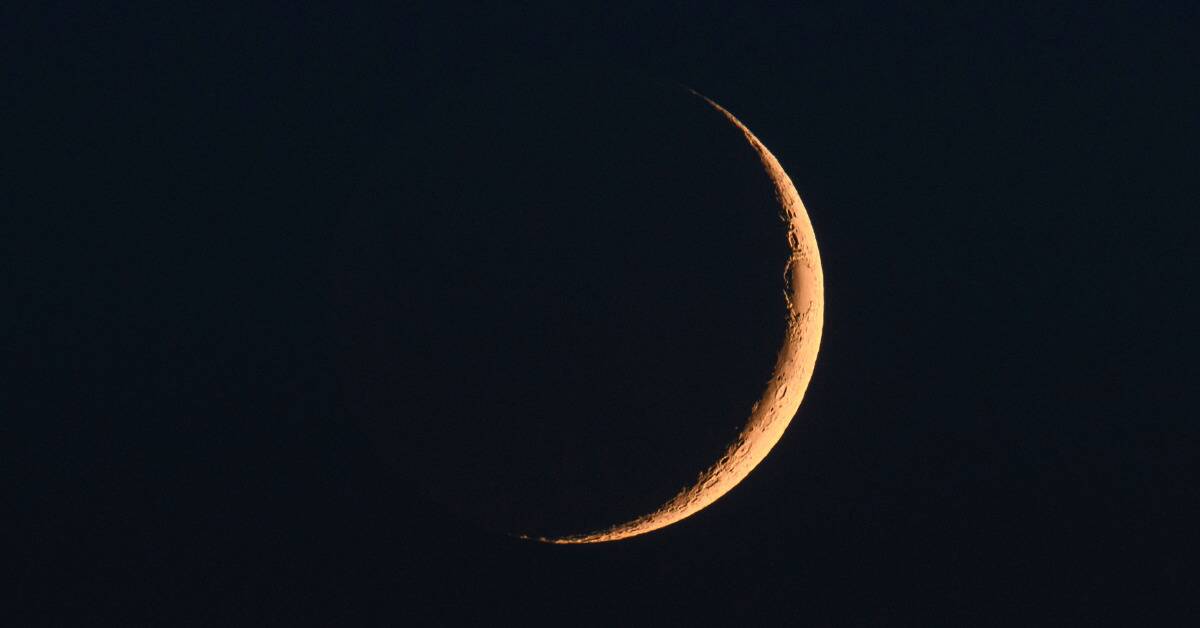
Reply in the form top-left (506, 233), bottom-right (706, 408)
top-left (525, 91), bottom-right (825, 544)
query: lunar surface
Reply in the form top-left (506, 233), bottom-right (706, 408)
top-left (333, 74), bottom-right (823, 542)
top-left (527, 92), bottom-right (825, 544)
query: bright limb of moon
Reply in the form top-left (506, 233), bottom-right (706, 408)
top-left (526, 91), bottom-right (825, 544)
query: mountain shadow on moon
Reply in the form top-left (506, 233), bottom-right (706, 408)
top-left (333, 69), bottom-right (792, 539)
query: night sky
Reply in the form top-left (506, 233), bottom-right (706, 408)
top-left (8, 4), bottom-right (1197, 626)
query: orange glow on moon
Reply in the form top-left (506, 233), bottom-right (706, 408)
top-left (525, 92), bottom-right (825, 544)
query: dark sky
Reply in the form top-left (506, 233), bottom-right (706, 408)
top-left (8, 4), bottom-right (1197, 626)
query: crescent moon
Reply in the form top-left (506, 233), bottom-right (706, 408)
top-left (526, 91), bottom-right (825, 544)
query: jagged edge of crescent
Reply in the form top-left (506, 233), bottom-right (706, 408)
top-left (521, 90), bottom-right (825, 544)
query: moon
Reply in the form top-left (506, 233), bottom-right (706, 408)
top-left (525, 91), bottom-right (825, 544)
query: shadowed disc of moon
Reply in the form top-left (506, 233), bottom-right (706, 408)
top-left (332, 70), bottom-right (824, 543)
